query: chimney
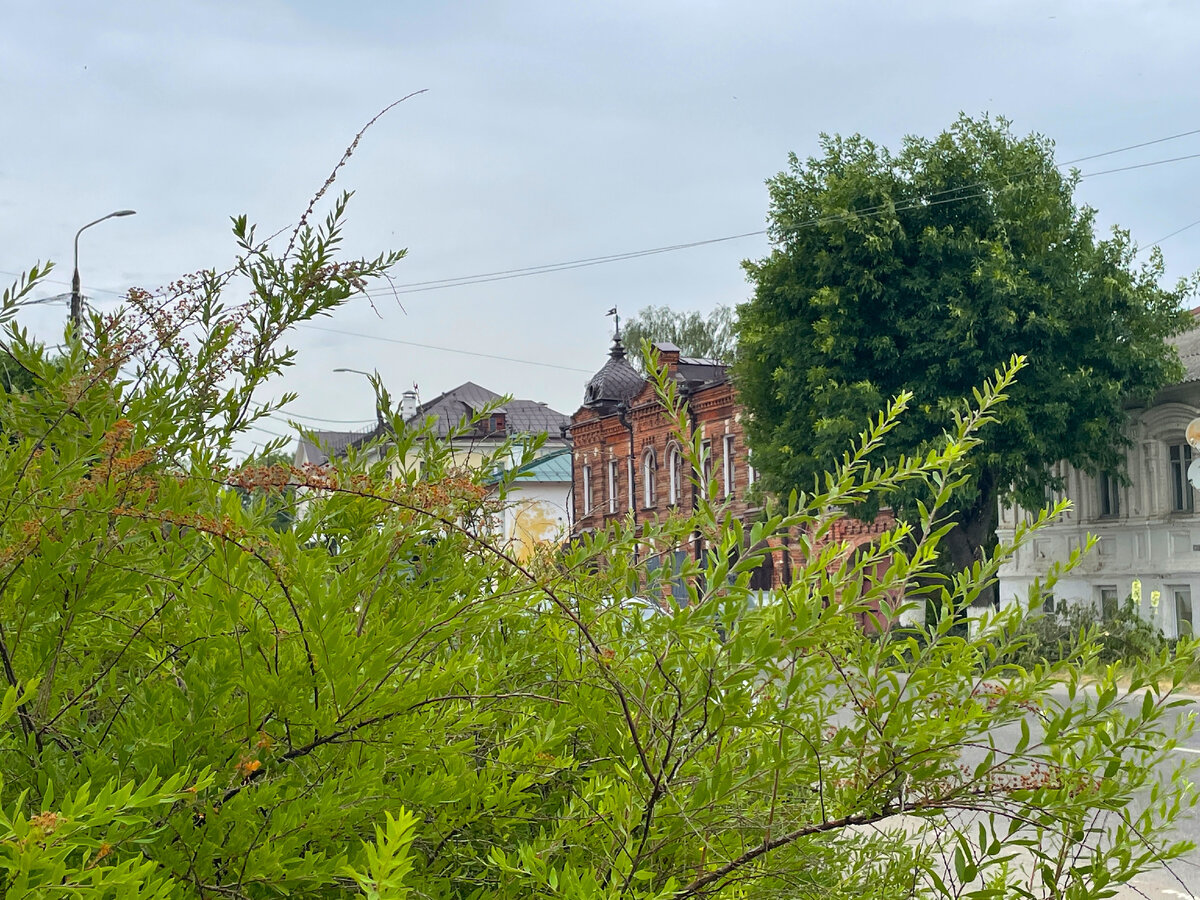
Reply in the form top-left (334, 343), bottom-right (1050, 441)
top-left (401, 390), bottom-right (418, 421)
top-left (652, 341), bottom-right (681, 375)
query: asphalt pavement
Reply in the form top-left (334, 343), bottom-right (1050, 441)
top-left (969, 683), bottom-right (1200, 899)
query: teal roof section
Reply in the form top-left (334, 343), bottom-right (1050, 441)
top-left (512, 447), bottom-right (572, 483)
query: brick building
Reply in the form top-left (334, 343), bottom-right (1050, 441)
top-left (569, 336), bottom-right (786, 594)
top-left (569, 334), bottom-right (894, 620)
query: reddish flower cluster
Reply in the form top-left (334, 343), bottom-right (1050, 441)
top-left (224, 463), bottom-right (489, 511)
top-left (971, 681), bottom-right (1042, 714)
top-left (28, 811), bottom-right (62, 835)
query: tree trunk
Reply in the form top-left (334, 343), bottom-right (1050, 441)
top-left (942, 469), bottom-right (1000, 609)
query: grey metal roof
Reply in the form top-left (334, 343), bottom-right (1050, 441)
top-left (676, 359), bottom-right (728, 389)
top-left (293, 383), bottom-right (569, 465)
top-left (583, 338), bottom-right (645, 409)
top-left (295, 426), bottom-right (380, 465)
top-left (1170, 321), bottom-right (1200, 384)
top-left (409, 381), bottom-right (570, 438)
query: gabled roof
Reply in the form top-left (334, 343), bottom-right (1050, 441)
top-left (409, 381), bottom-right (571, 438)
top-left (293, 382), bottom-right (570, 466)
top-left (295, 426), bottom-right (380, 466)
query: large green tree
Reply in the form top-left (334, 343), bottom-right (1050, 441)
top-left (735, 114), bottom-right (1194, 580)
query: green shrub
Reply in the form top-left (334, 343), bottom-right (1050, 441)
top-left (1001, 596), bottom-right (1167, 669)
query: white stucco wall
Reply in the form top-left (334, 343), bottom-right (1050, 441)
top-left (996, 391), bottom-right (1200, 640)
top-left (494, 480), bottom-right (573, 561)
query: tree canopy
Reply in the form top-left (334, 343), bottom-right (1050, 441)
top-left (622, 304), bottom-right (735, 369)
top-left (734, 114), bottom-right (1195, 574)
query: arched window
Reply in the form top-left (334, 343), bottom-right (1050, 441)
top-left (668, 445), bottom-right (682, 506)
top-left (642, 448), bottom-right (656, 508)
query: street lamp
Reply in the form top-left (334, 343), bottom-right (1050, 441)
top-left (333, 367), bottom-right (386, 428)
top-left (71, 209), bottom-right (136, 331)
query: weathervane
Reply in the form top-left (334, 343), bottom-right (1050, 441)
top-left (606, 306), bottom-right (620, 340)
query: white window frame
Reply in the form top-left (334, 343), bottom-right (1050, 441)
top-left (608, 459), bottom-right (619, 514)
top-left (1170, 443), bottom-right (1195, 513)
top-left (699, 441), bottom-right (712, 499)
top-left (1097, 472), bottom-right (1120, 518)
top-left (723, 434), bottom-right (735, 498)
top-left (1172, 584), bottom-right (1194, 637)
top-left (627, 457), bottom-right (635, 512)
top-left (1097, 585), bottom-right (1119, 619)
top-left (582, 465), bottom-right (592, 515)
top-left (642, 449), bottom-right (656, 508)
top-left (668, 446), bottom-right (682, 507)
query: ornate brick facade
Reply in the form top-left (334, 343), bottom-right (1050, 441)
top-left (568, 337), bottom-right (894, 621)
top-left (571, 341), bottom-right (757, 529)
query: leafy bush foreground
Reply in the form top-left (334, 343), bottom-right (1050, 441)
top-left (0, 194), bottom-right (1197, 899)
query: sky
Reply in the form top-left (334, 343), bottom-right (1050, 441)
top-left (3, 0), bottom-right (1200, 454)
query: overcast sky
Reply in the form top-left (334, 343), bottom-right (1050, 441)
top-left (3, 0), bottom-right (1199, 453)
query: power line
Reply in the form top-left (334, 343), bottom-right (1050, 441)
top-left (261, 408), bottom-right (376, 426)
top-left (1062, 126), bottom-right (1200, 165)
top-left (1075, 150), bottom-right (1200, 179)
top-left (1143, 216), bottom-right (1200, 253)
top-left (355, 141), bottom-right (1200, 299)
top-left (247, 423), bottom-right (293, 441)
top-left (377, 230), bottom-right (768, 291)
top-left (297, 323), bottom-right (593, 373)
top-left (7, 124), bottom-right (1200, 308)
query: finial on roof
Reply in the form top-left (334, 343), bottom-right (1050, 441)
top-left (605, 306), bottom-right (626, 358)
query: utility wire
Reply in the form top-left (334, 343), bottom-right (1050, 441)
top-left (350, 145), bottom-right (1200, 299)
top-left (260, 407), bottom-right (376, 426)
top-left (246, 423), bottom-right (293, 441)
top-left (1062, 126), bottom-right (1200, 165)
top-left (1076, 150), bottom-right (1200, 179)
top-left (7, 142), bottom-right (1200, 310)
top-left (378, 230), bottom-right (768, 291)
top-left (354, 134), bottom-right (1200, 297)
top-left (353, 185), bottom-right (1000, 297)
top-left (8, 125), bottom-right (1200, 305)
top-left (1141, 216), bottom-right (1200, 254)
top-left (297, 323), bottom-right (593, 373)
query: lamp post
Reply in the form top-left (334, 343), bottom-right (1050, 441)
top-left (71, 209), bottom-right (136, 331)
top-left (333, 367), bottom-right (386, 429)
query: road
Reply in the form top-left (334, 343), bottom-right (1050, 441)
top-left (823, 680), bottom-right (1200, 897)
top-left (1053, 686), bottom-right (1200, 900)
top-left (977, 684), bottom-right (1200, 899)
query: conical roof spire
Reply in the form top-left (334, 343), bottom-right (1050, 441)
top-left (583, 311), bottom-right (643, 408)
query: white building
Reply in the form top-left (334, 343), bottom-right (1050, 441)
top-left (488, 447), bottom-right (573, 562)
top-left (996, 326), bottom-right (1200, 639)
top-left (291, 382), bottom-right (573, 558)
